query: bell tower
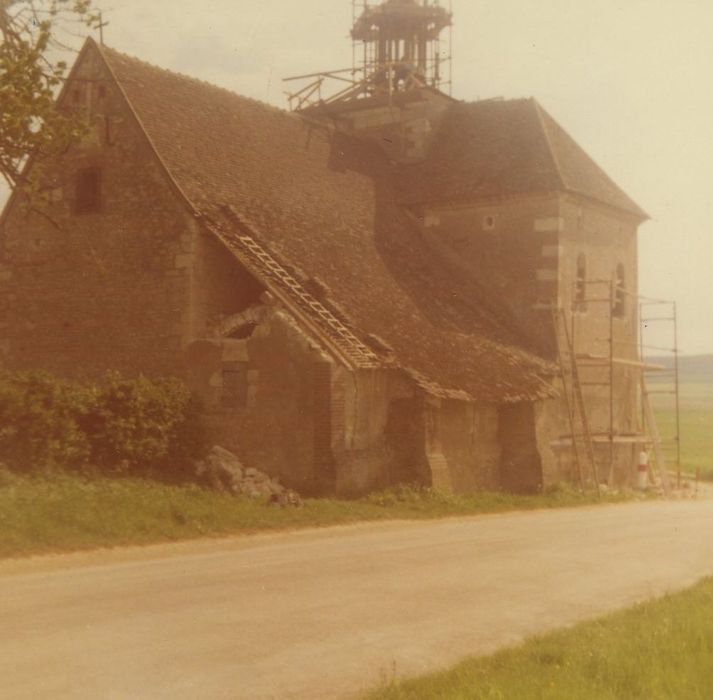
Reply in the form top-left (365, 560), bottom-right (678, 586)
top-left (284, 0), bottom-right (452, 111)
top-left (283, 1), bottom-right (454, 162)
top-left (351, 0), bottom-right (452, 97)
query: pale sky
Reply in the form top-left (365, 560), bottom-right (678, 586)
top-left (3, 0), bottom-right (712, 353)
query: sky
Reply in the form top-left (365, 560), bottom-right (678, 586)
top-left (2, 0), bottom-right (712, 354)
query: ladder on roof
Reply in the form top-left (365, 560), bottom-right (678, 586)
top-left (226, 233), bottom-right (380, 368)
top-left (211, 204), bottom-right (379, 368)
top-left (551, 305), bottom-right (601, 494)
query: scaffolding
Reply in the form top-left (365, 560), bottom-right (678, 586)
top-left (551, 279), bottom-right (680, 494)
top-left (283, 0), bottom-right (453, 111)
top-left (640, 298), bottom-right (682, 487)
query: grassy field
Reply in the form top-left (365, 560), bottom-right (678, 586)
top-left (650, 375), bottom-right (713, 480)
top-left (365, 577), bottom-right (713, 700)
top-left (0, 470), bottom-right (634, 559)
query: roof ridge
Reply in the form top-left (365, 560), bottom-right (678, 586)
top-left (465, 96), bottom-right (531, 106)
top-left (531, 98), bottom-right (567, 191)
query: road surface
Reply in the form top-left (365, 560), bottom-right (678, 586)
top-left (2, 498), bottom-right (713, 699)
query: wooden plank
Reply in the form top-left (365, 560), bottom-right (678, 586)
top-left (551, 435), bottom-right (649, 447)
top-left (576, 354), bottom-right (666, 371)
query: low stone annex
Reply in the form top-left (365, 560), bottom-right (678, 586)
top-left (0, 14), bottom-right (648, 496)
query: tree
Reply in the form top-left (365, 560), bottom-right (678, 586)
top-left (0, 1), bottom-right (99, 197)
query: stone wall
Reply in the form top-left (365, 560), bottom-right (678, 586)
top-left (0, 43), bottom-right (197, 378)
top-left (332, 371), bottom-right (504, 496)
top-left (412, 192), bottom-right (642, 488)
top-left (499, 402), bottom-right (544, 493)
top-left (185, 306), bottom-right (332, 495)
top-left (413, 193), bottom-right (563, 354)
top-left (540, 195), bottom-right (641, 486)
top-left (331, 89), bottom-right (451, 163)
top-left (333, 368), bottom-right (421, 495)
top-left (438, 399), bottom-right (502, 492)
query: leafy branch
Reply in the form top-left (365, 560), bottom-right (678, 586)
top-left (0, 1), bottom-right (101, 194)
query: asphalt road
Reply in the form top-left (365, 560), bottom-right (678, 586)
top-left (2, 498), bottom-right (713, 700)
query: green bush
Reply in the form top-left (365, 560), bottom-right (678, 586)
top-left (0, 371), bottom-right (91, 470)
top-left (79, 373), bottom-right (204, 475)
top-left (0, 371), bottom-right (206, 477)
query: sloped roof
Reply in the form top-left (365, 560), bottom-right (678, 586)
top-left (96, 41), bottom-right (554, 403)
top-left (398, 98), bottom-right (648, 219)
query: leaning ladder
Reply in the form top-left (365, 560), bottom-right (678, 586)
top-left (640, 375), bottom-right (672, 496)
top-left (552, 306), bottom-right (601, 494)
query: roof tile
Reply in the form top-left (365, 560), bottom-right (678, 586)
top-left (398, 98), bottom-right (647, 219)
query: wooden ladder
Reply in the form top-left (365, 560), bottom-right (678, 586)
top-left (552, 306), bottom-right (601, 494)
top-left (640, 375), bottom-right (671, 496)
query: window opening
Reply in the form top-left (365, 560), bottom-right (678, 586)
top-left (613, 263), bottom-right (626, 318)
top-left (574, 254), bottom-right (587, 312)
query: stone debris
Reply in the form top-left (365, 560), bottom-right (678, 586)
top-left (269, 490), bottom-right (304, 509)
top-left (195, 445), bottom-right (301, 506)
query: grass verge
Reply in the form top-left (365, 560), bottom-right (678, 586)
top-left (651, 376), bottom-right (713, 481)
top-left (365, 577), bottom-right (713, 700)
top-left (0, 470), bottom-right (634, 559)
top-left (655, 407), bottom-right (713, 481)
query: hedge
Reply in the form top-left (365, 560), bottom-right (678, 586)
top-left (0, 371), bottom-right (206, 477)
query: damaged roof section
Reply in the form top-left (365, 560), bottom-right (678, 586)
top-left (98, 43), bottom-right (555, 403)
top-left (397, 98), bottom-right (648, 220)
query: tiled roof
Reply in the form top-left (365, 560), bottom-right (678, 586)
top-left (398, 98), bottom-right (648, 219)
top-left (98, 42), bottom-right (556, 403)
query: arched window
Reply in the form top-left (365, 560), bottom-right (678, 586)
top-left (575, 254), bottom-right (587, 312)
top-left (613, 263), bottom-right (626, 318)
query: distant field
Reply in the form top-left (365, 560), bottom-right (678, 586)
top-left (649, 373), bottom-right (713, 481)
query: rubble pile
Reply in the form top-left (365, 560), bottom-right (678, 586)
top-left (195, 446), bottom-right (302, 507)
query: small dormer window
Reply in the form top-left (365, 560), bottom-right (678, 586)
top-left (75, 168), bottom-right (102, 214)
top-left (482, 215), bottom-right (496, 231)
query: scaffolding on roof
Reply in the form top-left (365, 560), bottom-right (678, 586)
top-left (283, 0), bottom-right (453, 112)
